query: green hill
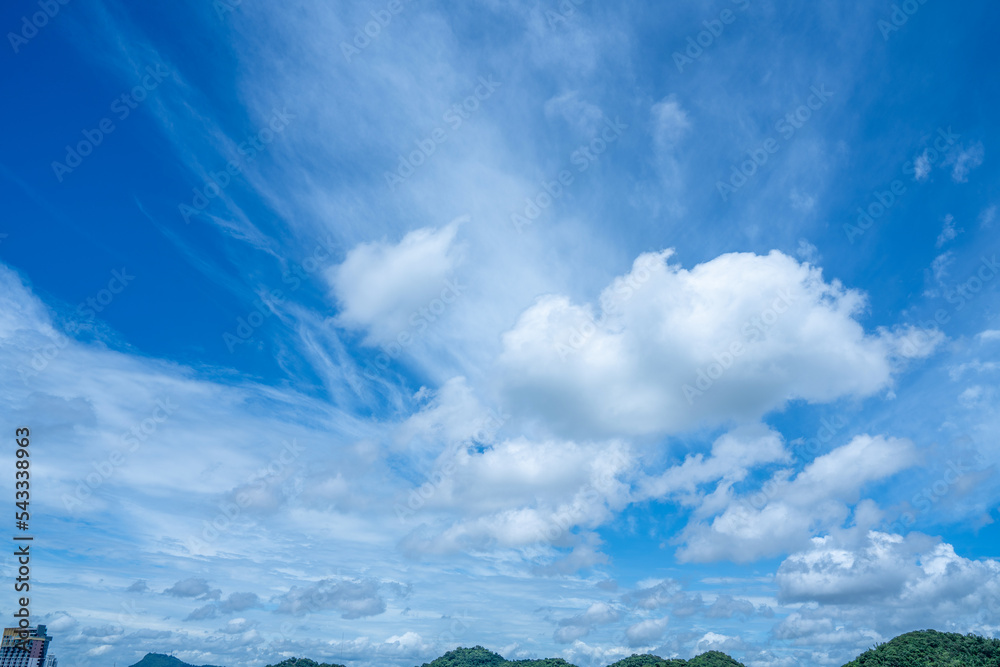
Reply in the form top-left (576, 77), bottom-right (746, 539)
top-left (129, 654), bottom-right (224, 667)
top-left (840, 629), bottom-right (1000, 666)
top-left (686, 652), bottom-right (746, 667)
top-left (607, 652), bottom-right (743, 667)
top-left (418, 647), bottom-right (508, 667)
top-left (423, 647), bottom-right (743, 667)
top-left (264, 659), bottom-right (347, 667)
top-left (133, 630), bottom-right (1000, 667)
top-left (130, 654), bottom-right (349, 667)
top-left (418, 646), bottom-right (579, 667)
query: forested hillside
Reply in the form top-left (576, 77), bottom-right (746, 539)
top-left (841, 629), bottom-right (1000, 666)
top-left (130, 629), bottom-right (1000, 667)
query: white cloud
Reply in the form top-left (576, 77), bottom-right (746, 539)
top-left (273, 578), bottom-right (389, 618)
top-left (499, 249), bottom-right (929, 438)
top-left (705, 595), bottom-right (756, 619)
top-left (651, 96), bottom-right (690, 148)
top-left (949, 360), bottom-right (1000, 380)
top-left (554, 602), bottom-right (621, 643)
top-left (946, 142), bottom-right (985, 183)
top-left (935, 214), bottom-right (960, 248)
top-left (221, 618), bottom-right (255, 634)
top-left (980, 205), bottom-right (997, 229)
top-left (958, 384), bottom-right (994, 408)
top-left (795, 239), bottom-right (819, 263)
top-left (382, 631), bottom-right (431, 655)
top-left (931, 251), bottom-right (953, 282)
top-left (674, 435), bottom-right (918, 563)
top-left (773, 531), bottom-right (1000, 640)
top-left (397, 439), bottom-right (634, 559)
top-left (913, 150), bottom-right (931, 181)
top-left (647, 96), bottom-right (691, 212)
top-left (624, 617), bottom-right (669, 646)
top-left (776, 532), bottom-right (912, 604)
top-left (638, 424), bottom-right (790, 506)
top-left (790, 191), bottom-right (816, 213)
top-left (695, 631), bottom-right (746, 653)
top-left (622, 579), bottom-right (690, 611)
top-left (164, 578), bottom-right (216, 598)
top-left (393, 377), bottom-right (501, 455)
top-left (329, 220), bottom-right (466, 344)
top-left (544, 91), bottom-right (604, 134)
top-left (556, 639), bottom-right (633, 667)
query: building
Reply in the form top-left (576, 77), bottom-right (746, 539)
top-left (0, 626), bottom-right (53, 667)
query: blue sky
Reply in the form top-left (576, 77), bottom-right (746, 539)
top-left (1, 1), bottom-right (999, 666)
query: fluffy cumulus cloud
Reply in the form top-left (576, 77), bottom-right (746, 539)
top-left (499, 249), bottom-right (933, 439)
top-left (778, 531), bottom-right (1000, 609)
top-left (397, 438), bottom-right (634, 566)
top-left (393, 376), bottom-right (506, 455)
top-left (329, 220), bottom-right (466, 344)
top-left (554, 602), bottom-right (622, 643)
top-left (10, 0), bottom-right (1000, 665)
top-left (638, 424), bottom-right (790, 504)
top-left (773, 531), bottom-right (1000, 643)
top-left (624, 617), bottom-right (670, 646)
top-left (674, 435), bottom-right (918, 562)
top-left (705, 595), bottom-right (756, 619)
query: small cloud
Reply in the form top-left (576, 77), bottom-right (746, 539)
top-left (164, 577), bottom-right (212, 598)
top-left (219, 592), bottom-right (261, 613)
top-left (946, 142), bottom-right (984, 183)
top-left (44, 613), bottom-right (78, 634)
top-left (795, 239), bottom-right (819, 264)
top-left (913, 150), bottom-right (932, 181)
top-left (329, 221), bottom-right (465, 345)
top-left (980, 205), bottom-right (997, 229)
top-left (544, 91), bottom-right (603, 134)
top-left (977, 329), bottom-right (1000, 342)
top-left (185, 604), bottom-right (218, 621)
top-left (624, 617), bottom-right (669, 647)
top-left (948, 360), bottom-right (1000, 380)
top-left (553, 602), bottom-right (621, 644)
top-left (596, 579), bottom-right (618, 592)
top-left (705, 594), bottom-right (755, 619)
top-left (959, 385), bottom-right (993, 408)
top-left (789, 190), bottom-right (816, 212)
top-left (931, 251), bottom-right (953, 282)
top-left (126, 580), bottom-right (148, 593)
top-left (651, 96), bottom-right (690, 148)
top-left (885, 324), bottom-right (945, 360)
top-left (936, 214), bottom-right (960, 248)
top-left (221, 618), bottom-right (255, 634)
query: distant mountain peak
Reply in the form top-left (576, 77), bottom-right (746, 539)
top-left (128, 653), bottom-right (224, 667)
